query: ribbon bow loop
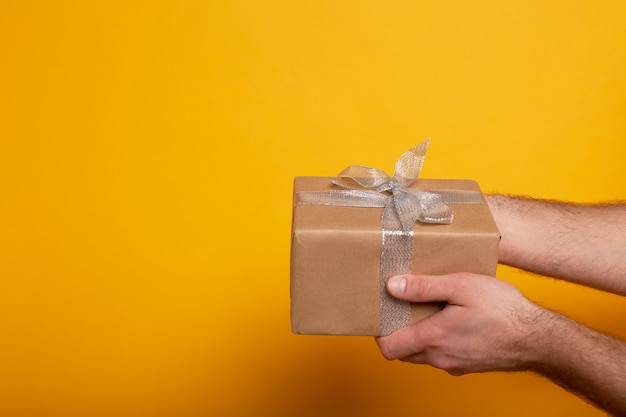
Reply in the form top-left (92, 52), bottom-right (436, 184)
top-left (332, 166), bottom-right (391, 190)
top-left (392, 139), bottom-right (429, 186)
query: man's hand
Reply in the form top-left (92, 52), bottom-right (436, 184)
top-left (376, 273), bottom-right (626, 416)
top-left (376, 273), bottom-right (550, 375)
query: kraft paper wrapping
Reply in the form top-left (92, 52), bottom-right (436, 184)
top-left (290, 176), bottom-right (500, 336)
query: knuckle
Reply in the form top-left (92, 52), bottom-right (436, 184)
top-left (410, 277), bottom-right (433, 299)
top-left (381, 347), bottom-right (396, 361)
top-left (377, 340), bottom-right (397, 361)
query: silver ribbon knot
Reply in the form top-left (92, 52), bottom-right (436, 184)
top-left (296, 139), bottom-right (483, 335)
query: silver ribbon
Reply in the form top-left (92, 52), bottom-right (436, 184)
top-left (296, 139), bottom-right (484, 335)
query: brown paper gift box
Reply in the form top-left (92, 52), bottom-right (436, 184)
top-left (290, 176), bottom-right (500, 336)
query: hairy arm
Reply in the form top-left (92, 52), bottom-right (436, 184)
top-left (485, 195), bottom-right (626, 295)
top-left (376, 274), bottom-right (626, 416)
top-left (533, 312), bottom-right (626, 417)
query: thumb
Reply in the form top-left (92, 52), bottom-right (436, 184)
top-left (386, 273), bottom-right (467, 304)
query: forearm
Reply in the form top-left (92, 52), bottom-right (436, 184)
top-left (527, 308), bottom-right (626, 417)
top-left (485, 194), bottom-right (626, 295)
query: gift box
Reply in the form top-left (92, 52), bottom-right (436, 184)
top-left (290, 141), bottom-right (500, 336)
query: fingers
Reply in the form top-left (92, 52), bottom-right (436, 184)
top-left (378, 273), bottom-right (473, 360)
top-left (386, 273), bottom-right (474, 305)
top-left (376, 320), bottom-right (437, 361)
top-left (376, 331), bottom-right (419, 361)
top-left (377, 273), bottom-right (530, 376)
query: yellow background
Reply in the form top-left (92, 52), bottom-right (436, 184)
top-left (1, 1), bottom-right (625, 416)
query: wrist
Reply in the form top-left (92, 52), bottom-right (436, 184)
top-left (484, 194), bottom-right (518, 265)
top-left (517, 306), bottom-right (578, 374)
top-left (507, 300), bottom-right (563, 372)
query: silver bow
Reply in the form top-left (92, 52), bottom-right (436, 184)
top-left (296, 140), bottom-right (483, 335)
top-left (332, 139), bottom-right (454, 229)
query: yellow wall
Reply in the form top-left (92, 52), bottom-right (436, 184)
top-left (1, 1), bottom-right (625, 416)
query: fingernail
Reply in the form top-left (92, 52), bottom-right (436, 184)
top-left (387, 276), bottom-right (406, 294)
